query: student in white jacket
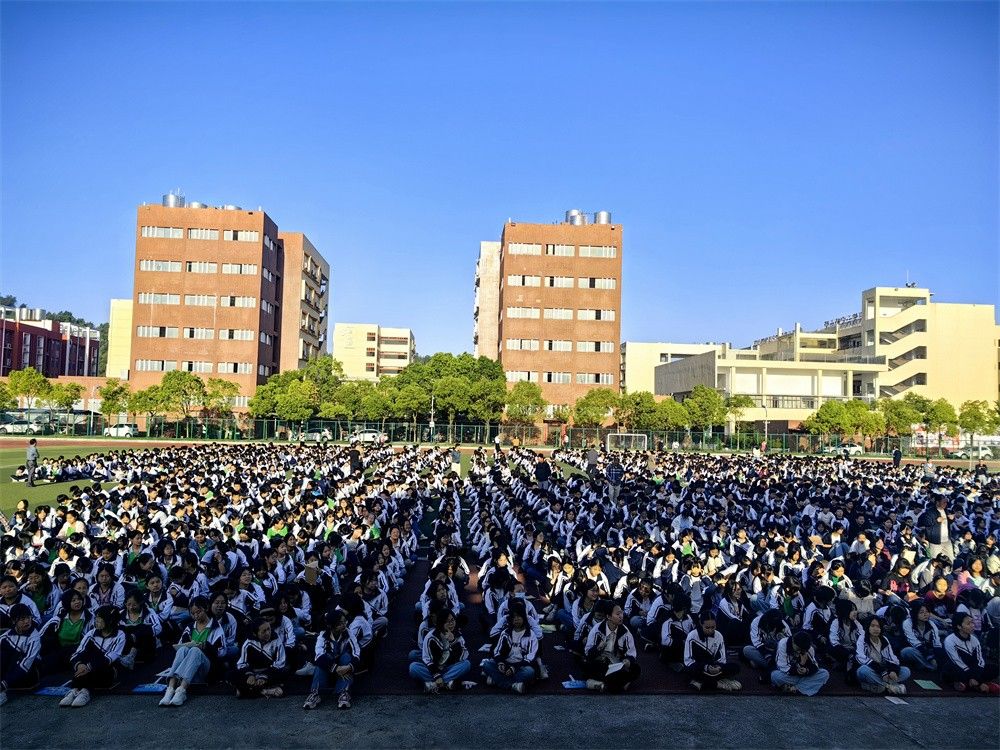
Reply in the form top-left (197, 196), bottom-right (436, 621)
top-left (854, 614), bottom-right (910, 695)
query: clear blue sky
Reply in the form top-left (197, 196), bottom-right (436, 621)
top-left (2, 1), bottom-right (997, 355)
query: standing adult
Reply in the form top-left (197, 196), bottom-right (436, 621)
top-left (605, 456), bottom-right (624, 505)
top-left (585, 446), bottom-right (600, 478)
top-left (25, 439), bottom-right (39, 488)
top-left (892, 447), bottom-right (902, 469)
top-left (533, 456), bottom-right (552, 493)
top-left (919, 491), bottom-right (954, 561)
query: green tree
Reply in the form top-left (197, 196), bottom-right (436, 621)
top-left (683, 385), bottom-right (727, 431)
top-left (361, 381), bottom-right (396, 429)
top-left (959, 400), bottom-right (995, 447)
top-left (725, 394), bottom-right (756, 432)
top-left (128, 385), bottom-right (165, 424)
top-left (655, 398), bottom-right (690, 430)
top-left (619, 391), bottom-right (659, 430)
top-left (926, 398), bottom-right (958, 457)
top-left (506, 382), bottom-right (547, 425)
top-left (300, 355), bottom-right (345, 403)
top-left (877, 398), bottom-right (921, 436)
top-left (549, 405), bottom-right (571, 425)
top-left (97, 322), bottom-right (110, 376)
top-left (97, 377), bottom-right (131, 423)
top-left (901, 392), bottom-right (933, 430)
top-left (467, 378), bottom-right (506, 432)
top-left (48, 382), bottom-right (84, 430)
top-left (159, 371), bottom-right (206, 419)
top-left (7, 367), bottom-right (51, 412)
top-left (276, 379), bottom-right (320, 423)
top-left (395, 383), bottom-right (431, 433)
top-left (802, 400), bottom-right (851, 438)
top-left (203, 378), bottom-right (241, 418)
top-left (0, 380), bottom-right (15, 410)
top-left (434, 375), bottom-right (472, 440)
top-left (572, 388), bottom-right (620, 428)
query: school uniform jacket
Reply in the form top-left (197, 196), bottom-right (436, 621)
top-left (943, 632), bottom-right (985, 673)
top-left (0, 625), bottom-right (42, 673)
top-left (902, 619), bottom-right (941, 651)
top-left (236, 636), bottom-right (286, 673)
top-left (828, 619), bottom-right (862, 651)
top-left (314, 630), bottom-right (361, 665)
top-left (493, 627), bottom-right (538, 667)
top-left (71, 628), bottom-right (126, 667)
top-left (660, 614), bottom-right (695, 648)
top-left (854, 635), bottom-right (901, 673)
top-left (683, 628), bottom-right (727, 668)
top-left (803, 603), bottom-right (833, 635)
top-left (420, 630), bottom-right (469, 677)
top-left (178, 622), bottom-right (228, 667)
top-left (584, 621), bottom-right (638, 663)
top-left (775, 637), bottom-right (820, 677)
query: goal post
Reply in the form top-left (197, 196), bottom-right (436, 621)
top-left (606, 433), bottom-right (648, 452)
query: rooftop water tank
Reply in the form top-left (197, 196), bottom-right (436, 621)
top-left (188, 201), bottom-right (207, 209)
top-left (595, 210), bottom-right (612, 224)
top-left (162, 192), bottom-right (185, 208)
top-left (565, 209), bottom-right (582, 223)
top-left (569, 213), bottom-right (585, 226)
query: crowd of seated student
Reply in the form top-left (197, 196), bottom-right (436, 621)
top-left (1, 439), bottom-right (998, 711)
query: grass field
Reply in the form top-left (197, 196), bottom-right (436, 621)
top-left (0, 445), bottom-right (119, 516)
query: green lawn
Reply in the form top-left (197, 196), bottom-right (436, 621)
top-left (0, 446), bottom-right (118, 516)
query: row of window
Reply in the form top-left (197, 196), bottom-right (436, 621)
top-left (137, 293), bottom-right (260, 308)
top-left (506, 243), bottom-right (617, 258)
top-left (505, 307), bottom-right (616, 321)
top-left (139, 260), bottom-right (263, 276)
top-left (141, 226), bottom-right (262, 243)
top-left (135, 359), bottom-right (255, 374)
top-left (505, 339), bottom-right (615, 353)
top-left (505, 371), bottom-right (615, 385)
top-left (506, 275), bottom-right (616, 289)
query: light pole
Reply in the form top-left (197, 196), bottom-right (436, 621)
top-left (762, 402), bottom-right (769, 452)
top-left (428, 391), bottom-right (436, 444)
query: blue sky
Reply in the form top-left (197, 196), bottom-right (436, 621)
top-left (1, 1), bottom-right (997, 355)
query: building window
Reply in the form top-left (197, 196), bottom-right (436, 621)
top-left (180, 361), bottom-right (213, 373)
top-left (262, 268), bottom-right (275, 282)
top-left (577, 341), bottom-right (615, 353)
top-left (222, 263), bottom-right (258, 275)
top-left (543, 372), bottom-right (571, 384)
top-left (230, 396), bottom-right (250, 408)
top-left (544, 276), bottom-right (574, 288)
top-left (220, 296), bottom-right (256, 308)
top-left (140, 226), bottom-right (183, 239)
top-left (259, 332), bottom-right (273, 346)
top-left (137, 292), bottom-right (179, 305)
top-left (543, 308), bottom-right (573, 320)
top-left (543, 340), bottom-right (572, 352)
top-left (257, 365), bottom-right (272, 377)
top-left (578, 245), bottom-right (617, 258)
top-left (218, 362), bottom-right (252, 374)
top-left (135, 359), bottom-right (177, 372)
top-left (505, 371), bottom-right (538, 383)
top-left (188, 228), bottom-right (220, 241)
top-left (506, 338), bottom-right (539, 351)
top-left (261, 300), bottom-right (275, 314)
top-left (545, 244), bottom-right (574, 257)
top-left (366, 348), bottom-right (376, 357)
top-left (577, 309), bottom-right (616, 321)
top-left (139, 259), bottom-right (181, 272)
top-left (219, 329), bottom-right (254, 341)
top-left (506, 306), bottom-right (540, 319)
top-left (183, 327), bottom-right (214, 339)
top-left (136, 326), bottom-right (178, 338)
top-left (578, 277), bottom-right (616, 289)
top-left (576, 373), bottom-right (615, 385)
top-left (366, 332), bottom-right (377, 342)
top-left (184, 294), bottom-right (217, 307)
top-left (365, 363), bottom-right (375, 372)
top-left (380, 337), bottom-right (410, 346)
top-left (508, 242), bottom-right (542, 256)
top-left (185, 261), bottom-right (218, 273)
top-left (506, 275), bottom-right (541, 287)
top-left (223, 229), bottom-right (260, 242)
top-left (264, 235), bottom-right (277, 252)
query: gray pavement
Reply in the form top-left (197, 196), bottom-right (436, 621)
top-left (2, 694), bottom-right (998, 749)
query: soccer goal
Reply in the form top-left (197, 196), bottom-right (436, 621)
top-left (606, 433), bottom-right (648, 452)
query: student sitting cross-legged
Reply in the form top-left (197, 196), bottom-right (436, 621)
top-left (582, 601), bottom-right (641, 693)
top-left (683, 610), bottom-right (741, 691)
top-left (481, 599), bottom-right (538, 694)
top-left (409, 606), bottom-right (472, 693)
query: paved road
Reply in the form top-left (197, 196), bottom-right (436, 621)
top-left (3, 694), bottom-right (997, 749)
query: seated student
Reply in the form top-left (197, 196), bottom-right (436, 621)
top-left (941, 612), bottom-right (1000, 694)
top-left (716, 579), bottom-right (750, 651)
top-left (40, 588), bottom-right (92, 674)
top-left (145, 572), bottom-right (177, 645)
top-left (0, 603), bottom-right (42, 706)
top-left (900, 601), bottom-right (943, 671)
top-left (120, 590), bottom-right (163, 668)
top-left (234, 617), bottom-right (287, 698)
top-left (828, 599), bottom-right (862, 674)
top-left (583, 601), bottom-right (641, 693)
top-left (565, 579), bottom-right (600, 653)
top-left (683, 610), bottom-right (741, 692)
top-left (803, 586), bottom-right (836, 661)
top-left (767, 575), bottom-right (805, 629)
top-left (58, 604), bottom-right (125, 708)
top-left (158, 597), bottom-right (228, 707)
top-left (302, 609), bottom-right (360, 710)
top-left (855, 614), bottom-right (911, 695)
top-left (771, 631), bottom-right (830, 696)
top-left (409, 607), bottom-right (471, 693)
top-left (659, 592), bottom-right (695, 668)
top-left (481, 600), bottom-right (538, 694)
top-left (623, 577), bottom-right (655, 633)
top-left (0, 574), bottom-right (41, 626)
top-left (679, 558), bottom-right (713, 615)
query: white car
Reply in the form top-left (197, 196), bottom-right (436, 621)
top-left (103, 423), bottom-right (139, 438)
top-left (349, 429), bottom-right (387, 445)
top-left (948, 446), bottom-right (994, 460)
top-left (299, 428), bottom-right (332, 442)
top-left (0, 420), bottom-right (46, 435)
top-left (821, 443), bottom-right (864, 456)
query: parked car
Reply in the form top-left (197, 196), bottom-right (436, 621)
top-left (0, 419), bottom-right (47, 435)
top-left (947, 446), bottom-right (994, 460)
top-left (299, 428), bottom-right (332, 442)
top-left (820, 443), bottom-right (864, 456)
top-left (103, 423), bottom-right (140, 438)
top-left (349, 429), bottom-right (388, 445)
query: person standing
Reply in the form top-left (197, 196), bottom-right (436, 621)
top-left (919, 491), bottom-right (954, 561)
top-left (533, 456), bottom-right (552, 493)
top-left (25, 439), bottom-right (39, 488)
top-left (605, 456), bottom-right (624, 505)
top-left (892, 447), bottom-right (902, 469)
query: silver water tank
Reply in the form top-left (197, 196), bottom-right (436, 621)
top-left (162, 192), bottom-right (185, 208)
top-left (188, 201), bottom-right (207, 209)
top-left (565, 209), bottom-right (582, 223)
top-left (570, 213), bottom-right (585, 226)
top-left (222, 204), bottom-right (242, 211)
top-left (595, 210), bottom-right (611, 224)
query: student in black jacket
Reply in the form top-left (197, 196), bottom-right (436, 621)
top-left (58, 605), bottom-right (125, 708)
top-left (683, 610), bottom-right (741, 691)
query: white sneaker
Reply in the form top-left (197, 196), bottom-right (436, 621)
top-left (295, 663), bottom-right (316, 677)
top-left (886, 683), bottom-right (906, 695)
top-left (71, 688), bottom-right (91, 707)
top-left (537, 663), bottom-right (549, 680)
top-left (511, 682), bottom-right (526, 694)
top-left (424, 681), bottom-right (439, 694)
top-left (0, 690), bottom-right (8, 706)
top-left (59, 689), bottom-right (80, 707)
top-left (119, 650), bottom-right (137, 671)
top-left (169, 687), bottom-right (187, 706)
top-left (158, 686), bottom-right (175, 706)
top-left (718, 678), bottom-right (742, 692)
top-left (586, 679), bottom-right (605, 692)
top-left (861, 682), bottom-right (885, 694)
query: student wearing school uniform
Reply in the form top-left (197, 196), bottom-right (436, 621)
top-left (58, 605), bottom-right (126, 708)
top-left (941, 612), bottom-right (1000, 694)
top-left (771, 631), bottom-right (830, 696)
top-left (802, 585), bottom-right (836, 661)
top-left (583, 601), bottom-right (641, 693)
top-left (659, 592), bottom-right (695, 668)
top-left (854, 614), bottom-right (911, 694)
top-left (409, 608), bottom-right (472, 693)
top-left (481, 600), bottom-right (538, 694)
top-left (40, 588), bottom-right (93, 674)
top-left (234, 618), bottom-right (287, 698)
top-left (0, 603), bottom-right (42, 705)
top-left (683, 610), bottom-right (741, 691)
top-left (158, 597), bottom-right (228, 707)
top-left (120, 590), bottom-right (163, 667)
top-left (302, 609), bottom-right (360, 710)
top-left (716, 579), bottom-right (750, 650)
top-left (900, 602), bottom-right (943, 671)
top-left (828, 599), bottom-right (863, 675)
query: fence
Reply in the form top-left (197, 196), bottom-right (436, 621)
top-left (2, 410), bottom-right (960, 457)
